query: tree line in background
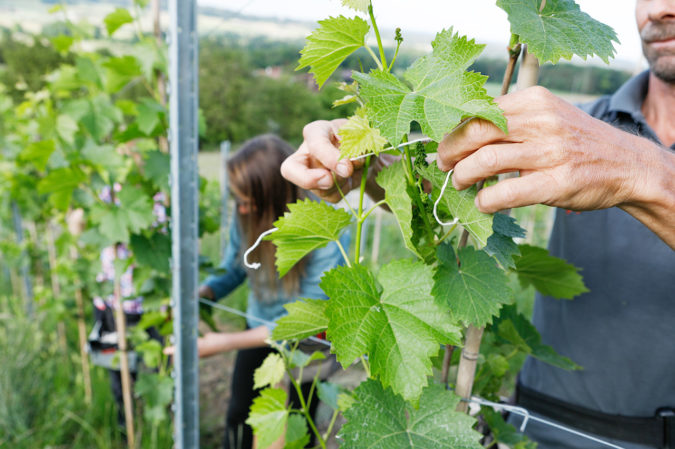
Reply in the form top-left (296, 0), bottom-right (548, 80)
top-left (0, 25), bottom-right (631, 150)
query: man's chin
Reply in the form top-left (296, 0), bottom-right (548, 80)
top-left (651, 59), bottom-right (675, 84)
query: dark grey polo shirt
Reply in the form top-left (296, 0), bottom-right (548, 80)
top-left (511, 71), bottom-right (675, 449)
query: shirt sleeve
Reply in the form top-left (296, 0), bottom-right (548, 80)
top-left (298, 229), bottom-right (351, 300)
top-left (203, 218), bottom-right (247, 300)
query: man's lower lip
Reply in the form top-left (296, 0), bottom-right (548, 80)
top-left (648, 38), bottom-right (675, 49)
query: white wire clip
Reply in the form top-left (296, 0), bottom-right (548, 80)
top-left (243, 227), bottom-right (278, 269)
top-left (433, 169), bottom-right (459, 227)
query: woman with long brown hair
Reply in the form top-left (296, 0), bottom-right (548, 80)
top-left (182, 134), bottom-right (348, 449)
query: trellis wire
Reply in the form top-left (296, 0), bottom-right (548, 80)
top-left (200, 296), bottom-right (627, 449)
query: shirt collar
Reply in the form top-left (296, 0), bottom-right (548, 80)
top-left (608, 70), bottom-right (649, 120)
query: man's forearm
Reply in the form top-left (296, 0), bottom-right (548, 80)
top-left (620, 139), bottom-right (675, 249)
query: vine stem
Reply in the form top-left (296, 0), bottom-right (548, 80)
top-left (354, 156), bottom-right (371, 263)
top-left (368, 4), bottom-right (388, 70)
top-left (288, 374), bottom-right (326, 449)
top-left (448, 35), bottom-right (525, 410)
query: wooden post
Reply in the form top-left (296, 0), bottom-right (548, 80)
top-left (46, 223), bottom-right (68, 352)
top-left (455, 326), bottom-right (484, 412)
top-left (113, 244), bottom-right (136, 448)
top-left (70, 246), bottom-right (93, 405)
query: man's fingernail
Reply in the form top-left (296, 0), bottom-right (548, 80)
top-left (336, 162), bottom-right (350, 178)
top-left (317, 175), bottom-right (333, 189)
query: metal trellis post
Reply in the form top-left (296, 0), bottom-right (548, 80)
top-left (11, 201), bottom-right (33, 317)
top-left (169, 0), bottom-right (200, 446)
top-left (220, 140), bottom-right (231, 259)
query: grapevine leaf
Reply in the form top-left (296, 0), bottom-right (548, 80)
top-left (297, 16), bottom-right (369, 88)
top-left (323, 261), bottom-right (461, 400)
top-left (353, 28), bottom-right (506, 146)
top-left (37, 167), bottom-right (86, 210)
top-left (135, 373), bottom-right (173, 425)
top-left (136, 98), bottom-right (165, 135)
top-left (272, 298), bottom-right (328, 341)
top-left (337, 114), bottom-right (387, 159)
top-left (20, 140), bottom-right (55, 171)
top-left (482, 408), bottom-right (537, 449)
top-left (341, 0), bottom-right (370, 14)
top-left (118, 186), bottom-right (155, 234)
top-left (419, 162), bottom-right (493, 248)
top-left (497, 0), bottom-right (618, 64)
top-left (130, 232), bottom-right (171, 273)
top-left (285, 414), bottom-right (310, 449)
top-left (376, 161), bottom-right (424, 259)
top-left (433, 244), bottom-right (513, 327)
top-left (253, 353), bottom-right (286, 390)
top-left (51, 35), bottom-right (75, 53)
top-left (266, 199), bottom-right (352, 277)
top-left (340, 380), bottom-right (483, 449)
top-left (514, 244), bottom-right (588, 299)
top-left (246, 388), bottom-right (288, 449)
top-left (56, 114), bottom-right (79, 145)
top-left (485, 213), bottom-right (526, 269)
top-left (144, 150), bottom-right (170, 191)
top-left (81, 95), bottom-right (121, 143)
top-left (317, 382), bottom-right (342, 411)
top-left (494, 305), bottom-right (581, 370)
top-left (93, 187), bottom-right (154, 243)
top-left (104, 56), bottom-right (143, 92)
top-left (104, 8), bottom-right (134, 36)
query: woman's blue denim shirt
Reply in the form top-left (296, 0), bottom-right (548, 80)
top-left (204, 213), bottom-right (350, 331)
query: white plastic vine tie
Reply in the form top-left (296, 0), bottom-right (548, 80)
top-left (433, 169), bottom-right (459, 227)
top-left (469, 396), bottom-right (627, 449)
top-left (349, 137), bottom-right (432, 161)
top-left (243, 227), bottom-right (278, 269)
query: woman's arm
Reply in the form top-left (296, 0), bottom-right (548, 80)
top-left (164, 325), bottom-right (270, 358)
top-left (202, 218), bottom-right (247, 300)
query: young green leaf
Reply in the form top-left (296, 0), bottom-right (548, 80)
top-left (20, 140), bottom-right (55, 171)
top-left (433, 244), bottom-right (513, 327)
top-left (285, 414), bottom-right (310, 449)
top-left (56, 114), bottom-right (79, 145)
top-left (297, 16), bottom-right (370, 88)
top-left (266, 199), bottom-right (352, 277)
top-left (253, 353), bottom-right (286, 389)
top-left (323, 261), bottom-right (461, 400)
top-left (482, 408), bottom-right (538, 449)
top-left (246, 388), bottom-right (288, 449)
top-left (340, 379), bottom-right (483, 449)
top-left (485, 213), bottom-right (526, 269)
top-left (341, 0), bottom-right (370, 14)
top-left (497, 0), bottom-right (618, 64)
top-left (337, 114), bottom-right (388, 159)
top-left (353, 28), bottom-right (506, 146)
top-left (130, 233), bottom-right (171, 273)
top-left (419, 162), bottom-right (493, 248)
top-left (104, 8), bottom-right (134, 37)
top-left (376, 161), bottom-right (424, 259)
top-left (514, 244), bottom-right (589, 299)
top-left (272, 298), bottom-right (329, 341)
top-left (37, 167), bottom-right (87, 210)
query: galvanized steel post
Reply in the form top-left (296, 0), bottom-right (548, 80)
top-left (169, 0), bottom-right (200, 446)
top-left (11, 201), bottom-right (33, 317)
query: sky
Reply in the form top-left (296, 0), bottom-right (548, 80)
top-left (199, 0), bottom-right (644, 68)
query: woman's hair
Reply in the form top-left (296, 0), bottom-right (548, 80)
top-left (227, 134), bottom-right (306, 296)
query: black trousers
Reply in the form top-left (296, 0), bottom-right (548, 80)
top-left (224, 346), bottom-right (318, 449)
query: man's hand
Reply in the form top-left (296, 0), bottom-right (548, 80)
top-left (198, 285), bottom-right (214, 300)
top-left (438, 86), bottom-right (656, 213)
top-left (438, 86), bottom-right (675, 248)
